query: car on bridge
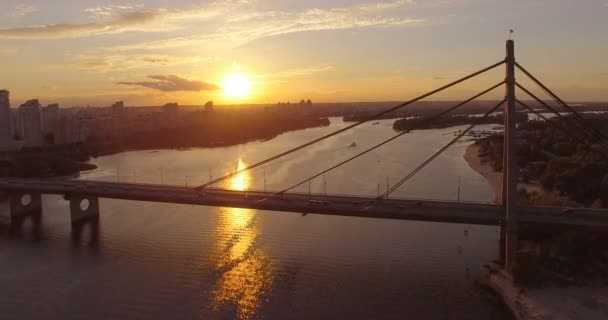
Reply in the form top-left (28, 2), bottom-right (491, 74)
top-left (309, 200), bottom-right (331, 206)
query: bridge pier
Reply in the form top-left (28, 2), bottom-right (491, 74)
top-left (69, 195), bottom-right (100, 225)
top-left (503, 39), bottom-right (519, 275)
top-left (499, 221), bottom-right (506, 264)
top-left (8, 192), bottom-right (42, 220)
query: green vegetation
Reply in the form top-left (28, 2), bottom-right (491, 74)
top-left (89, 112), bottom-right (330, 156)
top-left (475, 114), bottom-right (608, 207)
top-left (514, 225), bottom-right (608, 287)
top-left (393, 112), bottom-right (528, 132)
top-left (0, 143), bottom-right (96, 178)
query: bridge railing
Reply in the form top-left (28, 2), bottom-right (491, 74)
top-left (67, 178), bottom-right (498, 205)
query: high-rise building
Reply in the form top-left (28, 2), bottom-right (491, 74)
top-left (111, 101), bottom-right (125, 115)
top-left (163, 103), bottom-right (179, 128)
top-left (42, 104), bottom-right (60, 140)
top-left (0, 90), bottom-right (12, 151)
top-left (204, 101), bottom-right (214, 112)
top-left (19, 99), bottom-right (44, 147)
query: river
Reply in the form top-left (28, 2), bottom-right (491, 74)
top-left (0, 118), bottom-right (510, 319)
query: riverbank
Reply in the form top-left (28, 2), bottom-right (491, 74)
top-left (485, 267), bottom-right (608, 320)
top-left (464, 143), bottom-right (576, 206)
top-left (0, 151), bottom-right (97, 179)
top-left (464, 143), bottom-right (504, 203)
top-left (465, 142), bottom-right (608, 320)
top-left (89, 115), bottom-right (330, 157)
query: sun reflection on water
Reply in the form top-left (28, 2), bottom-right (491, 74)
top-left (211, 159), bottom-right (273, 319)
top-left (229, 159), bottom-right (251, 191)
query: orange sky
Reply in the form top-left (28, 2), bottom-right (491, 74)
top-left (0, 0), bottom-right (607, 107)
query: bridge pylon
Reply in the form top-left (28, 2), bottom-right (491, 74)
top-left (502, 39), bottom-right (519, 275)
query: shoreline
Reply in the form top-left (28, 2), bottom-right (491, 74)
top-left (464, 143), bottom-right (608, 320)
top-left (463, 143), bottom-right (573, 206)
top-left (484, 267), bottom-right (608, 320)
top-left (464, 143), bottom-right (503, 204)
top-left (89, 119), bottom-right (331, 158)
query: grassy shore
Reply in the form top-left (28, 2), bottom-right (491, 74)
top-left (464, 142), bottom-right (608, 320)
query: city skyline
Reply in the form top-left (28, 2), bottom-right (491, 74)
top-left (0, 0), bottom-right (607, 106)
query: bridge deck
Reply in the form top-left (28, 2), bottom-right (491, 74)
top-left (2, 178), bottom-right (608, 227)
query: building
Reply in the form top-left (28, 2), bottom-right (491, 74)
top-left (55, 115), bottom-right (84, 145)
top-left (163, 102), bottom-right (179, 114)
top-left (163, 103), bottom-right (179, 129)
top-left (42, 103), bottom-right (60, 140)
top-left (19, 99), bottom-right (44, 147)
top-left (204, 101), bottom-right (214, 112)
top-left (0, 90), bottom-right (12, 151)
top-left (111, 101), bottom-right (125, 114)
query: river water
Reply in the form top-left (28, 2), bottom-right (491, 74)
top-left (0, 118), bottom-right (509, 319)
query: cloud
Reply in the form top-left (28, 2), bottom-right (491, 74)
top-left (0, 46), bottom-right (18, 55)
top-left (226, 0), bottom-right (420, 39)
top-left (257, 65), bottom-right (335, 83)
top-left (0, 9), bottom-right (172, 39)
top-left (0, 1), bottom-right (230, 39)
top-left (7, 4), bottom-right (39, 18)
top-left (0, 0), bottom-right (422, 41)
top-left (117, 75), bottom-right (220, 92)
top-left (70, 53), bottom-right (219, 72)
top-left (85, 3), bottom-right (146, 19)
top-left (142, 57), bottom-right (170, 64)
top-left (110, 0), bottom-right (423, 51)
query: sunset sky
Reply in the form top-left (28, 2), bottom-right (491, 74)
top-left (0, 0), bottom-right (607, 107)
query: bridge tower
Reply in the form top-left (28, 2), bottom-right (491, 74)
top-left (502, 40), bottom-right (518, 274)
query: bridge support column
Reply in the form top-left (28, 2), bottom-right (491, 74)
top-left (499, 221), bottom-right (506, 264)
top-left (8, 192), bottom-right (42, 220)
top-left (503, 39), bottom-right (519, 275)
top-left (69, 195), bottom-right (100, 225)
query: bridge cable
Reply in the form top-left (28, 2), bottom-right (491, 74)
top-left (259, 82), bottom-right (507, 200)
top-left (515, 99), bottom-right (608, 160)
top-left (195, 60), bottom-right (506, 190)
top-left (380, 99), bottom-right (506, 199)
top-left (516, 83), bottom-right (608, 154)
top-left (515, 62), bottom-right (608, 146)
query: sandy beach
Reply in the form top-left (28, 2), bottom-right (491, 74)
top-left (487, 269), bottom-right (608, 320)
top-left (464, 143), bottom-right (503, 204)
top-left (464, 143), bottom-right (575, 206)
top-left (467, 142), bottom-right (608, 320)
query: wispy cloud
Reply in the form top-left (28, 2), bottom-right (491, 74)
top-left (257, 65), bottom-right (335, 83)
top-left (0, 46), bottom-right (18, 54)
top-left (84, 3), bottom-right (146, 19)
top-left (117, 75), bottom-right (220, 92)
top-left (225, 0), bottom-right (420, 39)
top-left (0, 9), bottom-right (171, 39)
top-left (110, 0), bottom-right (423, 51)
top-left (71, 53), bottom-right (220, 73)
top-left (0, 2), bottom-right (230, 39)
top-left (0, 0), bottom-right (422, 41)
top-left (7, 4), bottom-right (39, 18)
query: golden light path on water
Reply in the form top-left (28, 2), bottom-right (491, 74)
top-left (211, 159), bottom-right (273, 319)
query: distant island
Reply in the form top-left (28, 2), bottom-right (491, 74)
top-left (0, 112), bottom-right (330, 179)
top-left (392, 111), bottom-right (529, 132)
top-left (0, 144), bottom-right (97, 179)
top-left (341, 100), bottom-right (608, 123)
top-left (0, 95), bottom-right (330, 178)
top-left (88, 110), bottom-right (330, 157)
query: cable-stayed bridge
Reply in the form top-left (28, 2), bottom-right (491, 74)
top-left (3, 41), bottom-right (608, 274)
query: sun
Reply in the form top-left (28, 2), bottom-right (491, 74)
top-left (223, 74), bottom-right (251, 98)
